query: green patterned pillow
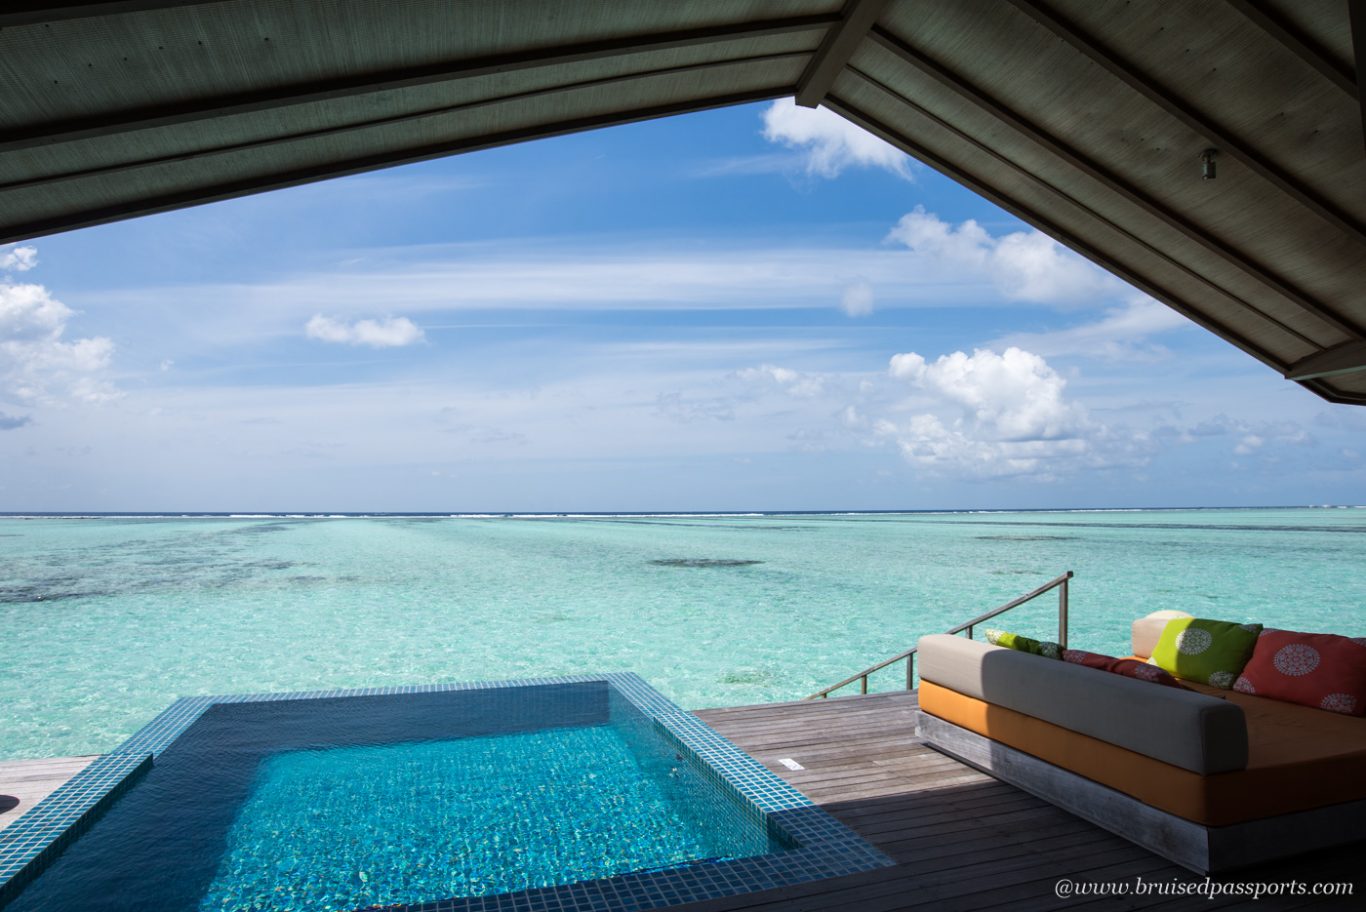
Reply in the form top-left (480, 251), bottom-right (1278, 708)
top-left (984, 628), bottom-right (1062, 659)
top-left (1150, 617), bottom-right (1262, 688)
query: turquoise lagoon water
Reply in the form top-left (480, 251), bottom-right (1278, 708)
top-left (2, 509), bottom-right (1364, 760)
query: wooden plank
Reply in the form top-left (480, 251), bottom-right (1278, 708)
top-left (0, 51), bottom-right (812, 196)
top-left (0, 15), bottom-right (835, 154)
top-left (1225, 0), bottom-right (1359, 98)
top-left (0, 1), bottom-right (223, 28)
top-left (0, 755), bottom-right (98, 833)
top-left (1008, 0), bottom-right (1366, 249)
top-left (1, 85), bottom-right (791, 245)
top-left (1352, 0), bottom-right (1366, 155)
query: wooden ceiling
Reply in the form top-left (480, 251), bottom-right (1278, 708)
top-left (2, 0), bottom-right (1363, 403)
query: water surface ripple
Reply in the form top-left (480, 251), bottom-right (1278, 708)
top-left (2, 508), bottom-right (1364, 759)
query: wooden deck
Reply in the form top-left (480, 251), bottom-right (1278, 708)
top-left (0, 755), bottom-right (96, 833)
top-left (0, 694), bottom-right (1360, 910)
top-left (686, 692), bottom-right (1363, 912)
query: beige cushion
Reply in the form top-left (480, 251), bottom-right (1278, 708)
top-left (1132, 610), bottom-right (1193, 659)
top-left (917, 633), bottom-right (1248, 774)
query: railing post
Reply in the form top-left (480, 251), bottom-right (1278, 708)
top-left (906, 653), bottom-right (915, 690)
top-left (1058, 574), bottom-right (1069, 649)
top-left (860, 675), bottom-right (868, 694)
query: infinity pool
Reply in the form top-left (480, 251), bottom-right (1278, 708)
top-left (0, 676), bottom-right (888, 912)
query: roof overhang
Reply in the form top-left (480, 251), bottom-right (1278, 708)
top-left (2, 0), bottom-right (1363, 403)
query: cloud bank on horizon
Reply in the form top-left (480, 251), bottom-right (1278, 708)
top-left (0, 99), bottom-right (1358, 511)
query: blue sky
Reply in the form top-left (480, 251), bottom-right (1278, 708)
top-left (1, 100), bottom-right (1362, 511)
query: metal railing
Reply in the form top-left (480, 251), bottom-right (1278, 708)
top-left (805, 570), bottom-right (1073, 700)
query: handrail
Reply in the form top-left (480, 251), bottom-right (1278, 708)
top-left (805, 570), bottom-right (1073, 699)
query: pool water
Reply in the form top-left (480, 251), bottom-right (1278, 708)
top-left (206, 726), bottom-right (778, 909)
top-left (3, 682), bottom-right (788, 912)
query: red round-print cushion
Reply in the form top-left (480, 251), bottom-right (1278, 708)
top-left (1234, 629), bottom-right (1366, 716)
top-left (1108, 658), bottom-right (1186, 689)
top-left (1061, 649), bottom-right (1112, 670)
top-left (1062, 650), bottom-right (1186, 688)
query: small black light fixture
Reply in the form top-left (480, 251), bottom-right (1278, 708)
top-left (1201, 148), bottom-right (1218, 180)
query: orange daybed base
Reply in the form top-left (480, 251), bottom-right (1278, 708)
top-left (918, 679), bottom-right (1366, 826)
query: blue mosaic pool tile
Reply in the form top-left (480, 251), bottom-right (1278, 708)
top-left (0, 750), bottom-right (153, 906)
top-left (0, 672), bottom-right (890, 912)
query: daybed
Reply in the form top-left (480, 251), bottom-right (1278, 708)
top-left (914, 618), bottom-right (1366, 873)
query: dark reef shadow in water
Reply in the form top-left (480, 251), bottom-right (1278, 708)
top-left (0, 585), bottom-right (108, 604)
top-left (649, 559), bottom-right (764, 568)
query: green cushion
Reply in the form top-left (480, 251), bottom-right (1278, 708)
top-left (1150, 617), bottom-right (1262, 688)
top-left (984, 628), bottom-right (1062, 659)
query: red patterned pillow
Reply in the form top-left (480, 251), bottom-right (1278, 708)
top-left (1062, 650), bottom-right (1185, 688)
top-left (1234, 630), bottom-right (1366, 716)
top-left (1062, 649), bottom-right (1112, 669)
top-left (1108, 658), bottom-right (1185, 689)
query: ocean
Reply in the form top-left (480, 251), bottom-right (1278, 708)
top-left (2, 508), bottom-right (1364, 760)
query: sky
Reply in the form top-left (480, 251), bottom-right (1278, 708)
top-left (1, 100), bottom-right (1363, 512)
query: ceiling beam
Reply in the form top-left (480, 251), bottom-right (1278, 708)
top-left (1009, 0), bottom-right (1366, 250)
top-left (823, 95), bottom-right (1295, 378)
top-left (1353, 0), bottom-right (1366, 154)
top-left (0, 51), bottom-right (809, 193)
top-left (0, 86), bottom-right (788, 245)
top-left (1285, 339), bottom-right (1366, 380)
top-left (795, 0), bottom-right (890, 107)
top-left (0, 14), bottom-right (836, 154)
top-left (0, 1), bottom-right (225, 28)
top-left (839, 68), bottom-right (1318, 352)
top-left (867, 26), bottom-right (1362, 341)
top-left (1225, 0), bottom-right (1357, 99)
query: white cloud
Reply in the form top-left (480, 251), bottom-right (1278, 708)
top-left (993, 296), bottom-right (1192, 361)
top-left (890, 347), bottom-right (1084, 441)
top-left (0, 281), bottom-right (70, 341)
top-left (839, 281), bottom-right (874, 317)
top-left (886, 207), bottom-right (1118, 306)
top-left (761, 99), bottom-right (911, 179)
top-left (878, 347), bottom-right (1136, 479)
top-left (0, 246), bottom-right (38, 272)
top-left (735, 363), bottom-right (826, 398)
top-left (0, 267), bottom-right (118, 405)
top-left (305, 314), bottom-right (424, 348)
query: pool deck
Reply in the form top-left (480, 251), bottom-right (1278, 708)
top-left (1, 692), bottom-right (1361, 910)
top-left (0, 756), bottom-right (96, 834)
